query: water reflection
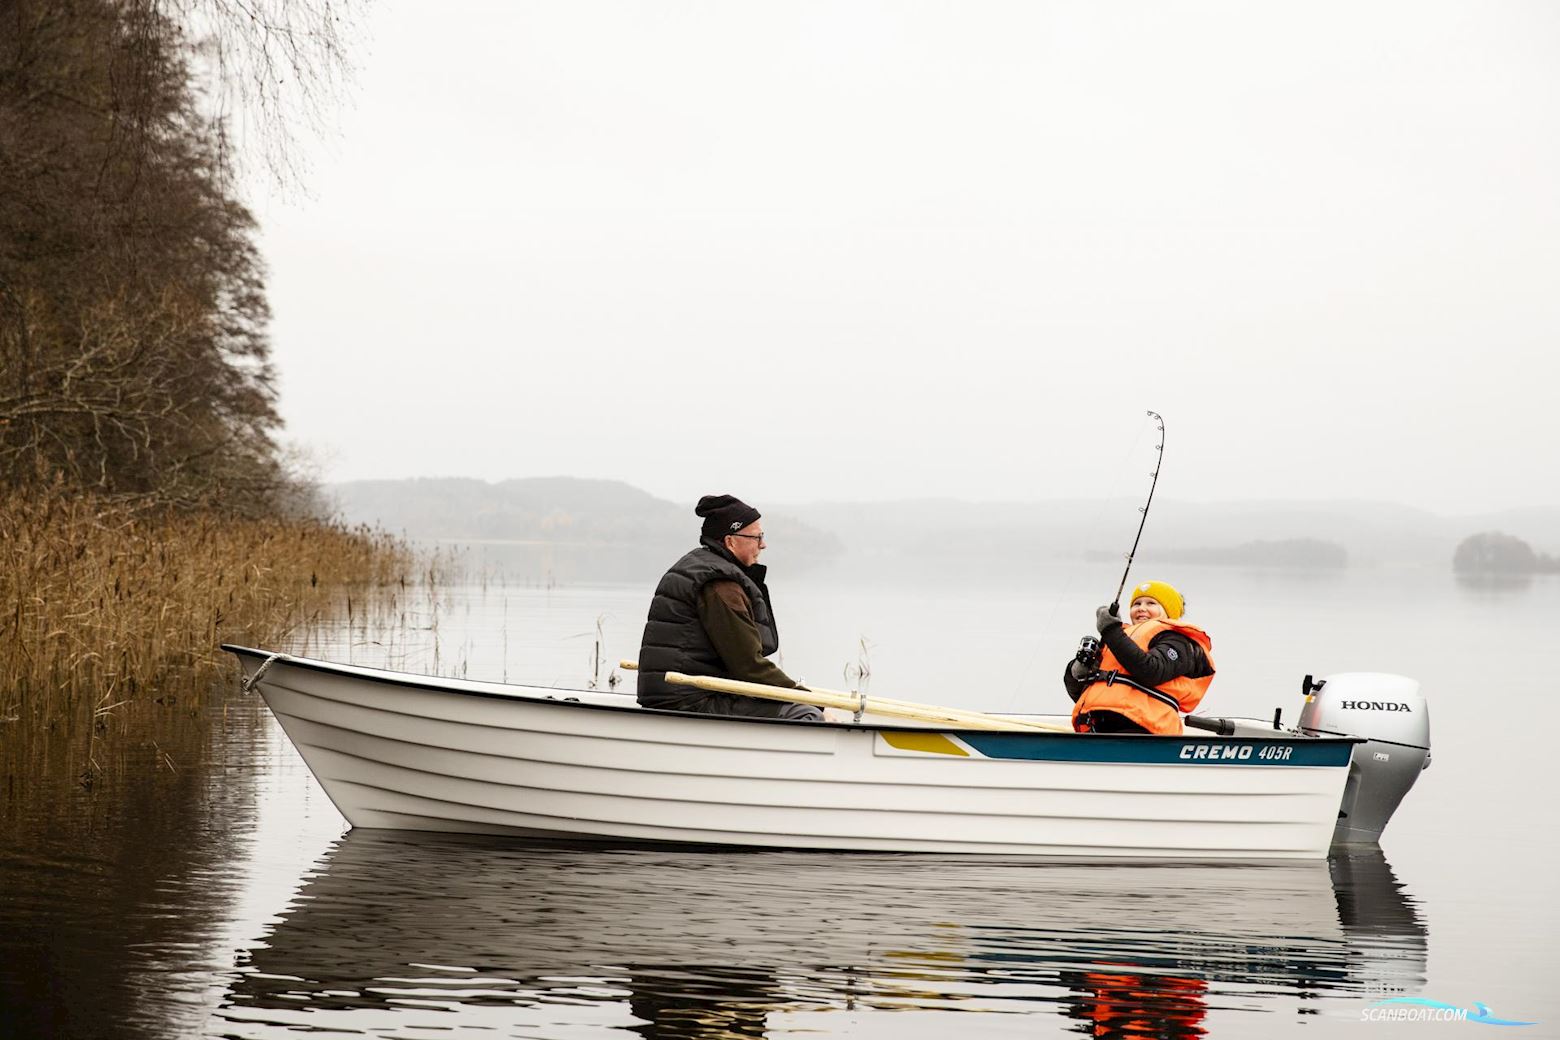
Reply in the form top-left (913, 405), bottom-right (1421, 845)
top-left (0, 699), bottom-right (272, 1039)
top-left (1057, 970), bottom-right (1207, 1038)
top-left (1453, 571), bottom-right (1536, 594)
top-left (215, 835), bottom-right (1425, 1038)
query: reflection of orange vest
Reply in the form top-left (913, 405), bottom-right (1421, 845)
top-left (1072, 619), bottom-right (1215, 735)
top-left (1078, 968), bottom-right (1208, 1039)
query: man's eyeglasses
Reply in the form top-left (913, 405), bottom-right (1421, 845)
top-left (729, 533), bottom-right (766, 544)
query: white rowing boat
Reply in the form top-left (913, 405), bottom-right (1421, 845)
top-left (224, 645), bottom-right (1429, 860)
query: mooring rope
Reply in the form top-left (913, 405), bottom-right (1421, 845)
top-left (240, 652), bottom-right (284, 694)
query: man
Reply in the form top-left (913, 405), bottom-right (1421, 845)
top-left (636, 494), bottom-right (822, 721)
top-left (1063, 580), bottom-right (1215, 735)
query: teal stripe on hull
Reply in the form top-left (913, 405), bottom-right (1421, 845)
top-left (961, 733), bottom-right (1354, 767)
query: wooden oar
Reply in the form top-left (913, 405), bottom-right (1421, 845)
top-left (624, 664), bottom-right (1073, 735)
top-left (662, 671), bottom-right (1071, 733)
top-left (806, 683), bottom-right (1072, 733)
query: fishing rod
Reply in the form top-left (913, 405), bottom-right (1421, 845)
top-left (1109, 409), bottom-right (1165, 615)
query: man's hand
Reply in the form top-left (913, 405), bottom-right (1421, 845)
top-left (1095, 604), bottom-right (1122, 634)
top-left (1069, 659), bottom-right (1094, 682)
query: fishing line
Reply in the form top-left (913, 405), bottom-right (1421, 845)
top-left (1003, 412), bottom-right (1161, 710)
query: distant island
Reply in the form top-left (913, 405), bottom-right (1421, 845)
top-left (1452, 531), bottom-right (1560, 575)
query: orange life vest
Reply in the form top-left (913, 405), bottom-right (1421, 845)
top-left (1072, 618), bottom-right (1215, 735)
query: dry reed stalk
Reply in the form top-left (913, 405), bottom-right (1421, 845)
top-left (0, 483), bottom-right (412, 731)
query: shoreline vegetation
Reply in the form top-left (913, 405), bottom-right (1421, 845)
top-left (1, 482), bottom-right (410, 721)
top-left (0, 483), bottom-right (412, 782)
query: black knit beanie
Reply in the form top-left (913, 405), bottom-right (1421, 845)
top-left (696, 494), bottom-right (761, 540)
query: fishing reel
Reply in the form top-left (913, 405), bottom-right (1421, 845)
top-left (1074, 635), bottom-right (1102, 670)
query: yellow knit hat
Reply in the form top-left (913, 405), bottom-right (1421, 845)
top-left (1131, 580), bottom-right (1185, 620)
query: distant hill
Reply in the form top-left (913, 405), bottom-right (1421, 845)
top-left (778, 497), bottom-right (1560, 570)
top-left (1090, 538), bottom-right (1349, 569)
top-left (329, 477), bottom-right (688, 544)
top-left (327, 478), bottom-right (1560, 575)
top-left (326, 477), bottom-right (845, 579)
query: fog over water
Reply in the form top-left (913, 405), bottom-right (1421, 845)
top-left (254, 1), bottom-right (1560, 513)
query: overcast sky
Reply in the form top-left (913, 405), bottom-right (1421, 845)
top-left (252, 1), bottom-right (1560, 513)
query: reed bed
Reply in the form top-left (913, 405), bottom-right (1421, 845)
top-left (0, 484), bottom-right (412, 735)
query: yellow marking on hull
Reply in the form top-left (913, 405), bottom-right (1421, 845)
top-left (881, 731), bottom-right (970, 757)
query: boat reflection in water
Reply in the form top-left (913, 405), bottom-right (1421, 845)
top-left (214, 836), bottom-right (1426, 1038)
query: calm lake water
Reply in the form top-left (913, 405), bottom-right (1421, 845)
top-left (3, 555), bottom-right (1557, 1038)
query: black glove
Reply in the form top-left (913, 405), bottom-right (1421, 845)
top-left (1095, 604), bottom-right (1122, 634)
top-left (1068, 659), bottom-right (1094, 682)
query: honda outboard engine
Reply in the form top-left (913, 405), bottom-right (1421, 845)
top-left (1298, 673), bottom-right (1430, 845)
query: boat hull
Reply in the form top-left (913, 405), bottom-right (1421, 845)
top-left (227, 646), bottom-right (1357, 859)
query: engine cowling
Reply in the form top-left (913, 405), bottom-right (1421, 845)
top-left (1297, 673), bottom-right (1430, 845)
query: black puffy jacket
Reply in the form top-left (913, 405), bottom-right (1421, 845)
top-left (636, 544), bottom-right (779, 706)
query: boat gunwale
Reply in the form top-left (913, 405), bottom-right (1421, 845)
top-left (222, 643), bottom-right (1364, 747)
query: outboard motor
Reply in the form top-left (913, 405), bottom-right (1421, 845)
top-left (1298, 673), bottom-right (1430, 845)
